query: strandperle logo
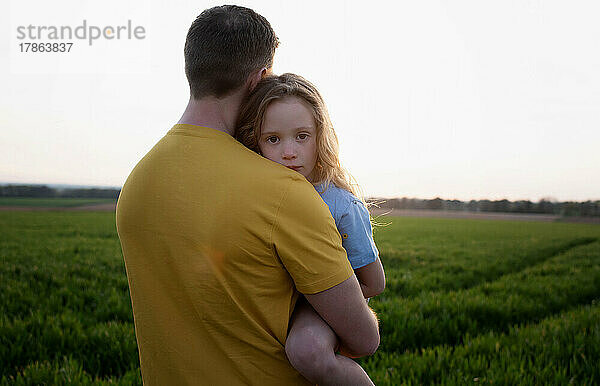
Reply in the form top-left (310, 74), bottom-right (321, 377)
top-left (16, 20), bottom-right (146, 46)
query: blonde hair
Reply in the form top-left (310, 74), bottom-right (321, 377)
top-left (235, 73), bottom-right (362, 199)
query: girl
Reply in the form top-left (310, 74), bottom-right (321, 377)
top-left (236, 73), bottom-right (385, 385)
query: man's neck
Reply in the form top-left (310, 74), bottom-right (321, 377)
top-left (176, 92), bottom-right (245, 136)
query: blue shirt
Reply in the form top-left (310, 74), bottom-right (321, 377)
top-left (315, 183), bottom-right (379, 269)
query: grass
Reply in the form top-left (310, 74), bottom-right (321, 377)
top-left (1, 211), bottom-right (599, 384)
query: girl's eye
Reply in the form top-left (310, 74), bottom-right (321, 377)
top-left (266, 136), bottom-right (279, 144)
top-left (297, 133), bottom-right (309, 140)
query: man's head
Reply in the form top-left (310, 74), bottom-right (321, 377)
top-left (184, 5), bottom-right (279, 100)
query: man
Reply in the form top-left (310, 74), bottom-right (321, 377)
top-left (116, 5), bottom-right (379, 385)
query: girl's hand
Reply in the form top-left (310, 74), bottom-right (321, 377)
top-left (355, 256), bottom-right (386, 298)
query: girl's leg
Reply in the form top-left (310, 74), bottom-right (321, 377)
top-left (285, 297), bottom-right (374, 386)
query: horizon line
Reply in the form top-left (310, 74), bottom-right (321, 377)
top-left (1, 182), bottom-right (598, 203)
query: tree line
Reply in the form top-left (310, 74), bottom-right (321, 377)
top-left (0, 185), bottom-right (119, 199)
top-left (1, 184), bottom-right (598, 217)
top-left (371, 197), bottom-right (600, 217)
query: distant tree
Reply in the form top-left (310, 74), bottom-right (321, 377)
top-left (536, 199), bottom-right (555, 214)
top-left (426, 198), bottom-right (444, 210)
top-left (492, 199), bottom-right (510, 212)
top-left (0, 185), bottom-right (56, 197)
top-left (479, 200), bottom-right (493, 212)
top-left (466, 200), bottom-right (478, 212)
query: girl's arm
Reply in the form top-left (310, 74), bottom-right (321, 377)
top-left (354, 256), bottom-right (385, 299)
top-left (335, 196), bottom-right (385, 299)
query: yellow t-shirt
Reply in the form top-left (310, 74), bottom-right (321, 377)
top-left (116, 124), bottom-right (353, 385)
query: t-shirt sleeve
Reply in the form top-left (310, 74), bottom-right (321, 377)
top-left (339, 199), bottom-right (379, 269)
top-left (272, 178), bottom-right (354, 294)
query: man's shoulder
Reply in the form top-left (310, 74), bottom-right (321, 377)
top-left (167, 123), bottom-right (311, 186)
top-left (211, 136), bottom-right (324, 210)
top-left (236, 150), bottom-right (314, 192)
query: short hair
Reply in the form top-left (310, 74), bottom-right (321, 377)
top-left (184, 5), bottom-right (279, 99)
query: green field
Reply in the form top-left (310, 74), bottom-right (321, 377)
top-left (0, 198), bottom-right (115, 208)
top-left (1, 211), bottom-right (599, 384)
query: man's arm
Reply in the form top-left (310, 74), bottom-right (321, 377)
top-left (304, 273), bottom-right (380, 357)
top-left (272, 178), bottom-right (379, 356)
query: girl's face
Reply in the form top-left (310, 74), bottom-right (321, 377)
top-left (259, 96), bottom-right (318, 182)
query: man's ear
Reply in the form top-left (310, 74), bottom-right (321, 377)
top-left (248, 67), bottom-right (269, 92)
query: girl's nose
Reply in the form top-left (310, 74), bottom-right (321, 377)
top-left (282, 143), bottom-right (297, 160)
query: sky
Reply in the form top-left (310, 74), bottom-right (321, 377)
top-left (1, 0), bottom-right (599, 202)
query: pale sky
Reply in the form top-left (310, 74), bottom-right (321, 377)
top-left (1, 0), bottom-right (599, 201)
